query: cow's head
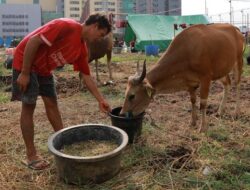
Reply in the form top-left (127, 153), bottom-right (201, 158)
top-left (120, 60), bottom-right (155, 116)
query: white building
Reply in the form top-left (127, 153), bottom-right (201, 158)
top-left (64, 0), bottom-right (87, 21)
top-left (0, 4), bottom-right (41, 38)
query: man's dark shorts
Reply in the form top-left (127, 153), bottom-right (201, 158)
top-left (11, 69), bottom-right (57, 104)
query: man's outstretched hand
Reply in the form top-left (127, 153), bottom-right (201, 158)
top-left (99, 100), bottom-right (111, 113)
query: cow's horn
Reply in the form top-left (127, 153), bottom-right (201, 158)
top-left (132, 60), bottom-right (146, 84)
top-left (136, 61), bottom-right (140, 73)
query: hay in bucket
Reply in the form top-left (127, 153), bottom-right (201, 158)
top-left (61, 140), bottom-right (117, 157)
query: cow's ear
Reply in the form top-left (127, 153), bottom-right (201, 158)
top-left (145, 82), bottom-right (155, 98)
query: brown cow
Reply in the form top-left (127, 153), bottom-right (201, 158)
top-left (79, 33), bottom-right (113, 89)
top-left (88, 32), bottom-right (113, 81)
top-left (120, 23), bottom-right (244, 132)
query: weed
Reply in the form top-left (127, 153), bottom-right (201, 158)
top-left (198, 141), bottom-right (225, 158)
top-left (207, 128), bottom-right (229, 142)
top-left (0, 91), bottom-right (10, 103)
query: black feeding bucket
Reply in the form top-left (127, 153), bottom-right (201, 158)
top-left (109, 107), bottom-right (145, 143)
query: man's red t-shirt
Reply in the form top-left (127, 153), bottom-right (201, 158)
top-left (13, 18), bottom-right (90, 76)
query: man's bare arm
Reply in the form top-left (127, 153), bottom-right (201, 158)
top-left (17, 35), bottom-right (44, 92)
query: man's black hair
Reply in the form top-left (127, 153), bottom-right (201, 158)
top-left (85, 13), bottom-right (112, 34)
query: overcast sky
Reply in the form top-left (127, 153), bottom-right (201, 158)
top-left (182, 0), bottom-right (250, 16)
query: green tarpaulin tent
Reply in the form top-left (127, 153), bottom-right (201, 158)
top-left (124, 14), bottom-right (210, 52)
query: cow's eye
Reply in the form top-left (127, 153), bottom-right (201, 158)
top-left (128, 94), bottom-right (135, 101)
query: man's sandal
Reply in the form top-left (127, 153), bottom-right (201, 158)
top-left (21, 159), bottom-right (50, 170)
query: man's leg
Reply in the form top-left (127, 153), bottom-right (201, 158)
top-left (42, 96), bottom-right (63, 132)
top-left (21, 102), bottom-right (49, 169)
top-left (14, 71), bottom-right (49, 169)
top-left (12, 70), bottom-right (38, 160)
top-left (38, 73), bottom-right (63, 132)
top-left (20, 102), bottom-right (37, 160)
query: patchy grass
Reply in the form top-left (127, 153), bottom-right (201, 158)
top-left (0, 50), bottom-right (249, 189)
top-left (0, 81), bottom-right (11, 104)
top-left (98, 52), bottom-right (161, 64)
top-left (243, 64), bottom-right (250, 76)
top-left (209, 159), bottom-right (250, 190)
top-left (0, 52), bottom-right (11, 76)
top-left (0, 48), bottom-right (12, 104)
top-left (0, 91), bottom-right (10, 103)
top-left (243, 44), bottom-right (250, 76)
top-left (207, 128), bottom-right (229, 142)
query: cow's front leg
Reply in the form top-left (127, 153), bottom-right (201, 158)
top-left (218, 85), bottom-right (229, 115)
top-left (95, 59), bottom-right (100, 82)
top-left (79, 72), bottom-right (84, 91)
top-left (199, 79), bottom-right (211, 132)
top-left (200, 98), bottom-right (208, 132)
top-left (189, 89), bottom-right (198, 127)
top-left (233, 60), bottom-right (243, 118)
top-left (106, 51), bottom-right (113, 81)
top-left (218, 75), bottom-right (230, 115)
top-left (234, 82), bottom-right (241, 118)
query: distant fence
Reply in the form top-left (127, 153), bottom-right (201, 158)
top-left (209, 8), bottom-right (250, 31)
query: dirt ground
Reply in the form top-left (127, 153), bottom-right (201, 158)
top-left (0, 53), bottom-right (250, 189)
